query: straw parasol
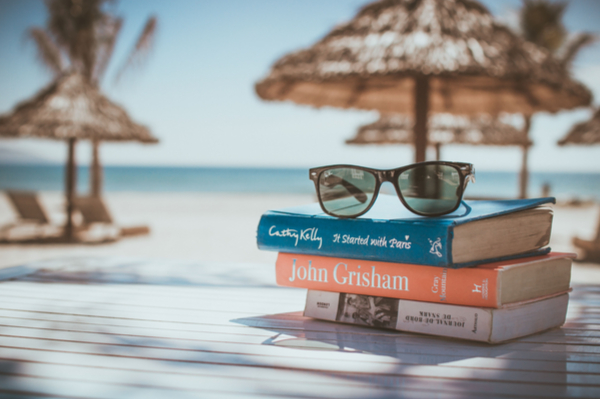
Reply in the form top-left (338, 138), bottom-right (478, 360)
top-left (347, 113), bottom-right (531, 152)
top-left (255, 0), bottom-right (592, 163)
top-left (0, 72), bottom-right (158, 240)
top-left (558, 109), bottom-right (600, 146)
top-left (348, 112), bottom-right (532, 196)
top-left (557, 108), bottom-right (600, 259)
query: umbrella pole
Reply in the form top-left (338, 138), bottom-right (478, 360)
top-left (414, 76), bottom-right (429, 163)
top-left (519, 145), bottom-right (529, 199)
top-left (91, 140), bottom-right (102, 198)
top-left (519, 115), bottom-right (531, 199)
top-left (65, 138), bottom-right (77, 240)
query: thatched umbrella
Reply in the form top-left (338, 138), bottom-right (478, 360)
top-left (348, 113), bottom-right (531, 155)
top-left (347, 113), bottom-right (532, 196)
top-left (557, 108), bottom-right (600, 260)
top-left (558, 109), bottom-right (600, 146)
top-left (255, 0), bottom-right (591, 163)
top-left (0, 73), bottom-right (158, 240)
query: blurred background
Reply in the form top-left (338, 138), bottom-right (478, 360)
top-left (1, 0), bottom-right (600, 269)
top-left (1, 1), bottom-right (599, 171)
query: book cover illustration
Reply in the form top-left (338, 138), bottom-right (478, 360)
top-left (336, 293), bottom-right (399, 329)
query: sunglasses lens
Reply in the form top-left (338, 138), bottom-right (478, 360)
top-left (397, 164), bottom-right (462, 215)
top-left (318, 168), bottom-right (377, 217)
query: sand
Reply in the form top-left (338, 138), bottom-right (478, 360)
top-left (0, 191), bottom-right (599, 284)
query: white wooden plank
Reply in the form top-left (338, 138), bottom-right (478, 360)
top-left (1, 259), bottom-right (599, 399)
top-left (3, 300), bottom-right (600, 362)
top-left (0, 309), bottom-right (279, 338)
top-left (1, 333), bottom-right (599, 388)
top-left (3, 310), bottom-right (599, 365)
top-left (2, 306), bottom-right (595, 343)
top-left (0, 285), bottom-right (302, 313)
top-left (0, 282), bottom-right (295, 304)
top-left (0, 286), bottom-right (300, 312)
top-left (1, 349), bottom-right (599, 399)
top-left (1, 319), bottom-right (600, 374)
top-left (0, 374), bottom-right (317, 399)
top-left (1, 281), bottom-right (596, 314)
top-left (17, 260), bottom-right (278, 289)
top-left (0, 361), bottom-right (430, 399)
top-left (0, 280), bottom-right (595, 320)
top-left (1, 291), bottom-right (600, 358)
top-left (4, 286), bottom-right (588, 340)
top-left (0, 374), bottom-right (568, 399)
top-left (1, 304), bottom-right (597, 342)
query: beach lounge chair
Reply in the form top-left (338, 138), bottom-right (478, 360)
top-left (572, 212), bottom-right (600, 262)
top-left (6, 191), bottom-right (49, 224)
top-left (74, 196), bottom-right (150, 240)
top-left (1, 191), bottom-right (62, 241)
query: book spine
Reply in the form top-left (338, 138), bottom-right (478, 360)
top-left (278, 253), bottom-right (499, 307)
top-left (257, 212), bottom-right (454, 267)
top-left (304, 290), bottom-right (494, 343)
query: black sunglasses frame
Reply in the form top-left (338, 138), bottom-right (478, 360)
top-left (309, 161), bottom-right (475, 218)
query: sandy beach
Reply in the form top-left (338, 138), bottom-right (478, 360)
top-left (1, 191), bottom-right (599, 284)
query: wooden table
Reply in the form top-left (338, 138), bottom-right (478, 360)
top-left (0, 257), bottom-right (598, 398)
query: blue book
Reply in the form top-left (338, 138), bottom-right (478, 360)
top-left (256, 195), bottom-right (555, 268)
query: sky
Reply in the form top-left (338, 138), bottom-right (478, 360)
top-left (0, 0), bottom-right (600, 172)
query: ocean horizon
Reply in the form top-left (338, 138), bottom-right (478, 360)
top-left (1, 164), bottom-right (599, 201)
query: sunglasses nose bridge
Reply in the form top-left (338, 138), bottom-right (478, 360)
top-left (377, 170), bottom-right (394, 182)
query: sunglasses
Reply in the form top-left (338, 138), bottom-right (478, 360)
top-left (309, 161), bottom-right (475, 218)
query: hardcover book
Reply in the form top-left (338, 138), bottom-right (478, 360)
top-left (257, 194), bottom-right (554, 268)
top-left (276, 252), bottom-right (573, 308)
top-left (304, 290), bottom-right (569, 344)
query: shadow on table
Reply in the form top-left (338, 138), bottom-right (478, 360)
top-left (233, 311), bottom-right (570, 361)
top-left (1, 256), bottom-right (276, 287)
top-left (0, 259), bottom-right (592, 398)
top-left (0, 360), bottom-right (24, 395)
top-left (232, 312), bottom-right (572, 397)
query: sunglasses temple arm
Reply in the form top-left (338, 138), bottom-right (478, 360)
top-left (340, 180), bottom-right (368, 203)
top-left (324, 175), bottom-right (368, 203)
top-left (460, 173), bottom-right (475, 194)
top-left (460, 200), bottom-right (472, 216)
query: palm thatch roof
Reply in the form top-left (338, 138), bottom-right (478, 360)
top-left (558, 109), bottom-right (600, 145)
top-left (255, 0), bottom-right (591, 115)
top-left (347, 113), bottom-right (532, 146)
top-left (0, 73), bottom-right (158, 143)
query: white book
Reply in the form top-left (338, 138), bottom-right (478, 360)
top-left (304, 290), bottom-right (569, 344)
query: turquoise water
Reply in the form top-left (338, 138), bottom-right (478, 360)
top-left (1, 164), bottom-right (599, 201)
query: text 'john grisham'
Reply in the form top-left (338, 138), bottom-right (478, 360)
top-left (288, 258), bottom-right (409, 291)
top-left (268, 226), bottom-right (412, 250)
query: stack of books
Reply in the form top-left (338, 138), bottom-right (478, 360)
top-left (257, 194), bottom-right (574, 344)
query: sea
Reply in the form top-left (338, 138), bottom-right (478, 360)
top-left (1, 164), bottom-right (599, 201)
